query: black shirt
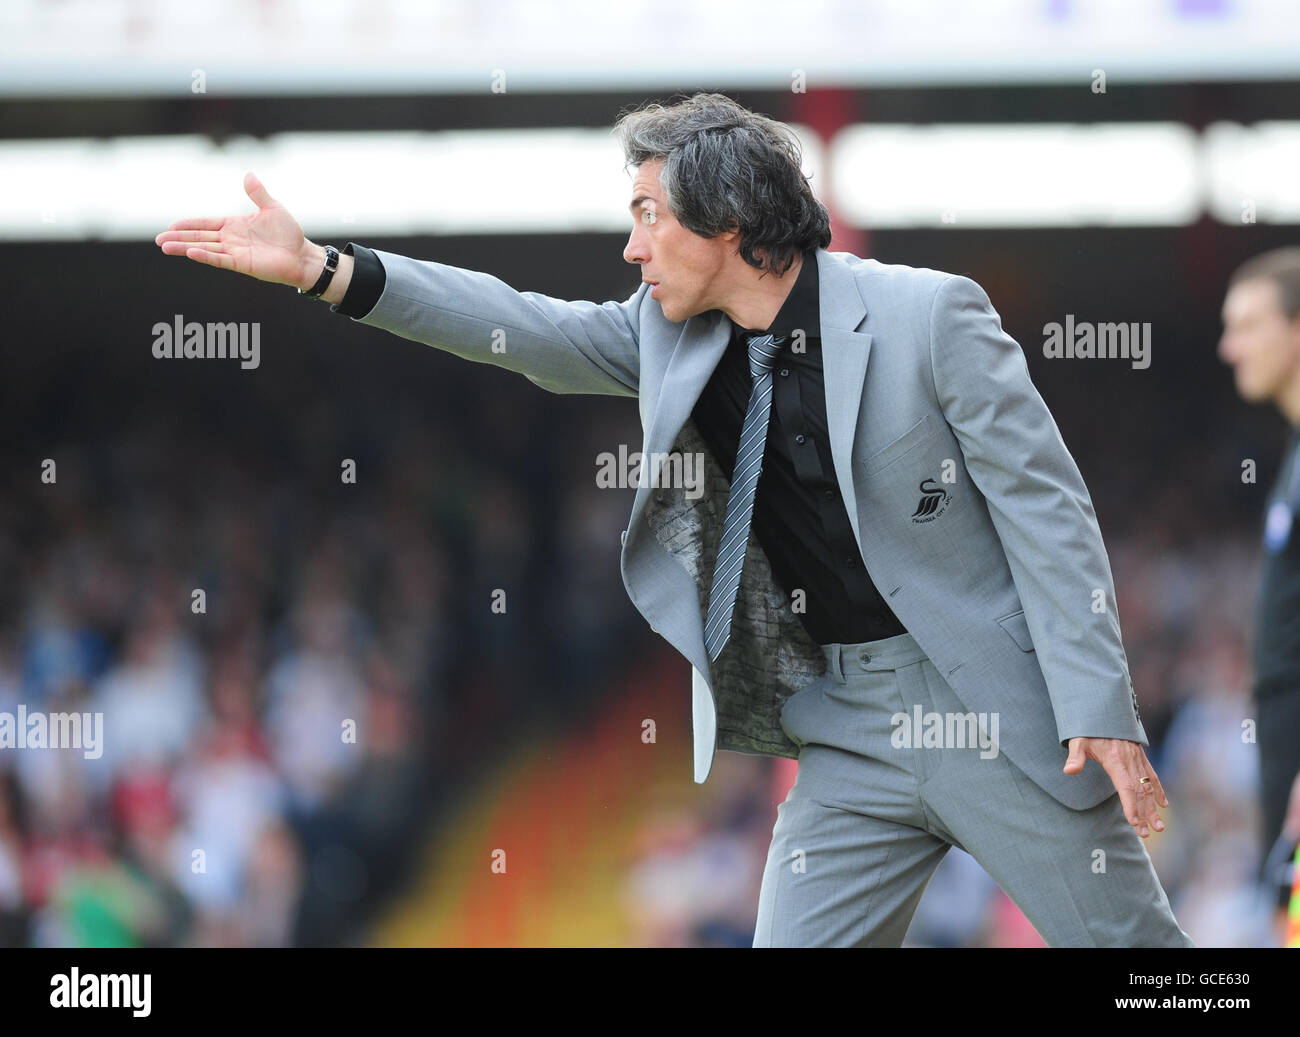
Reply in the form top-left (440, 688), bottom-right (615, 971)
top-left (1254, 423), bottom-right (1300, 698)
top-left (688, 249), bottom-right (906, 646)
top-left (333, 243), bottom-right (906, 646)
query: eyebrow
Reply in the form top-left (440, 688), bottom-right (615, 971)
top-left (628, 194), bottom-right (657, 214)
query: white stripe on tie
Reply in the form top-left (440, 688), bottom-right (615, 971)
top-left (703, 332), bottom-right (786, 661)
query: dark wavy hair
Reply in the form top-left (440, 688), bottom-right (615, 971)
top-left (613, 92), bottom-right (832, 277)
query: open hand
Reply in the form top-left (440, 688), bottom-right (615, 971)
top-left (155, 172), bottom-right (314, 289)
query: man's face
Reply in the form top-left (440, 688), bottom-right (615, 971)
top-left (623, 158), bottom-right (732, 323)
top-left (1218, 278), bottom-right (1300, 403)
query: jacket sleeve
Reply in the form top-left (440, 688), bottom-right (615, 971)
top-left (344, 248), bottom-right (642, 398)
top-left (928, 273), bottom-right (1145, 745)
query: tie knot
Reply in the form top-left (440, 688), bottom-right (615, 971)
top-left (745, 332), bottom-right (786, 379)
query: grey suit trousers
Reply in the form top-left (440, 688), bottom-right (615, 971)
top-left (754, 631), bottom-right (1194, 947)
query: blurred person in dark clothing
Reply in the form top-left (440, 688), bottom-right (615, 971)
top-left (1218, 246), bottom-right (1300, 935)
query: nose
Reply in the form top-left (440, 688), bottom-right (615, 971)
top-left (1217, 331), bottom-right (1235, 365)
top-left (624, 224), bottom-right (647, 266)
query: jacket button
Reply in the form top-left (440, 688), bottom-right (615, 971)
top-left (858, 648), bottom-right (872, 665)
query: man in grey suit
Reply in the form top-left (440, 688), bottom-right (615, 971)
top-left (157, 92), bottom-right (1191, 947)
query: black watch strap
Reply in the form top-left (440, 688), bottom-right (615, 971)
top-left (298, 245), bottom-right (340, 299)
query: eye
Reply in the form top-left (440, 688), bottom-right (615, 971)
top-left (643, 209), bottom-right (657, 225)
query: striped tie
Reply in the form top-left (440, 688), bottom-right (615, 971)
top-left (703, 331), bottom-right (787, 661)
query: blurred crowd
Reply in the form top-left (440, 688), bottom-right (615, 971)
top-left (0, 351), bottom-right (647, 946)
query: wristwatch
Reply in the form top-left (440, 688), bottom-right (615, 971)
top-left (298, 244), bottom-right (339, 300)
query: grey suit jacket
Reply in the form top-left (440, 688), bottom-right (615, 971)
top-left (349, 246), bottom-right (1146, 811)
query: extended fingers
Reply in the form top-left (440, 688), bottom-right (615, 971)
top-left (159, 238), bottom-right (230, 257)
top-left (1137, 775), bottom-right (1164, 835)
top-left (1099, 743), bottom-right (1163, 838)
top-left (156, 229), bottom-right (222, 245)
top-left (1133, 746), bottom-right (1170, 812)
top-left (160, 217), bottom-right (225, 233)
top-left (1125, 763), bottom-right (1164, 837)
top-left (1146, 767), bottom-right (1170, 809)
top-left (178, 246), bottom-right (236, 271)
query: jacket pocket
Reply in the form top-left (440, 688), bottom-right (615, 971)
top-left (996, 608), bottom-right (1036, 652)
top-left (859, 413), bottom-right (938, 475)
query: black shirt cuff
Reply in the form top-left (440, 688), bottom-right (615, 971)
top-left (330, 242), bottom-right (386, 319)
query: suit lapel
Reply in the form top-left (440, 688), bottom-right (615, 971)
top-left (625, 248), bottom-right (873, 670)
top-left (645, 249), bottom-right (871, 481)
top-left (818, 250), bottom-right (872, 555)
top-left (618, 307), bottom-right (728, 568)
top-left (644, 312), bottom-right (730, 471)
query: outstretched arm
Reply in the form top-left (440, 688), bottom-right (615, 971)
top-left (354, 247), bottom-right (641, 397)
top-left (156, 173), bottom-right (642, 398)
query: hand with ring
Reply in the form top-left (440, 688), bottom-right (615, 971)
top-left (1064, 737), bottom-right (1168, 838)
